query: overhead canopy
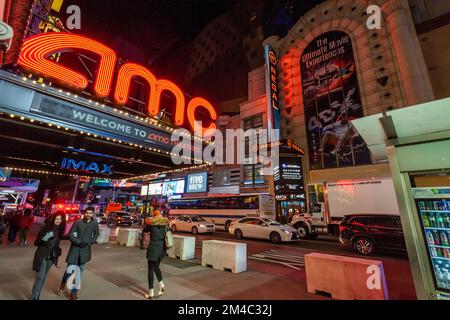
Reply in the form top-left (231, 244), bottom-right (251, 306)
top-left (352, 97), bottom-right (450, 161)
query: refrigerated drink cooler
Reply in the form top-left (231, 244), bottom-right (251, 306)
top-left (413, 189), bottom-right (450, 293)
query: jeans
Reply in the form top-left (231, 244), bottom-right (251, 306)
top-left (19, 228), bottom-right (29, 244)
top-left (31, 258), bottom-right (53, 300)
top-left (147, 258), bottom-right (163, 289)
top-left (7, 226), bottom-right (18, 243)
top-left (61, 264), bottom-right (85, 293)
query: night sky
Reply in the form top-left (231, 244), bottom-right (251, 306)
top-left (57, 0), bottom-right (237, 62)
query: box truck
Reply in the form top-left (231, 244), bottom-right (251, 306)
top-left (290, 177), bottom-right (400, 239)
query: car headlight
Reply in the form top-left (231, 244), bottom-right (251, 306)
top-left (199, 224), bottom-right (206, 227)
top-left (283, 230), bottom-right (291, 234)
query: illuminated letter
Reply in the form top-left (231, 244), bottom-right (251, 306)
top-left (18, 33), bottom-right (117, 97)
top-left (187, 97), bottom-right (217, 134)
top-left (114, 63), bottom-right (185, 126)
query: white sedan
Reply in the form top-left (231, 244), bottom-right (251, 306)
top-left (169, 215), bottom-right (215, 234)
top-left (228, 217), bottom-right (301, 244)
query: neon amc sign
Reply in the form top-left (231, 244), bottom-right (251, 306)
top-left (17, 32), bottom-right (217, 132)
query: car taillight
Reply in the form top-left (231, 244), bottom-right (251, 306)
top-left (76, 215), bottom-right (81, 220)
top-left (69, 217), bottom-right (74, 222)
top-left (339, 225), bottom-right (347, 233)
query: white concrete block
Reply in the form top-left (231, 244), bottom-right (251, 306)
top-left (117, 228), bottom-right (140, 247)
top-left (167, 235), bottom-right (196, 260)
top-left (201, 240), bottom-right (247, 273)
top-left (97, 226), bottom-right (111, 244)
top-left (305, 253), bottom-right (389, 300)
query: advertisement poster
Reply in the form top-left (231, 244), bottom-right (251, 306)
top-left (186, 172), bottom-right (208, 193)
top-left (300, 31), bottom-right (371, 169)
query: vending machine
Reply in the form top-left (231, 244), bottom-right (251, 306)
top-left (413, 187), bottom-right (450, 293)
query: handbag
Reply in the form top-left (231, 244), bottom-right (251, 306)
top-left (164, 225), bottom-right (174, 250)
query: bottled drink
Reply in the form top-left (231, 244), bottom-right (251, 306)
top-left (422, 213), bottom-right (431, 228)
top-left (419, 201), bottom-right (426, 211)
top-left (427, 231), bottom-right (435, 246)
top-left (436, 267), bottom-right (445, 288)
top-left (444, 213), bottom-right (450, 229)
top-left (444, 248), bottom-right (450, 259)
top-left (429, 213), bottom-right (437, 228)
top-left (437, 214), bottom-right (445, 228)
top-left (434, 201), bottom-right (439, 210)
top-left (441, 231), bottom-right (449, 246)
top-left (430, 246), bottom-right (438, 257)
top-left (433, 230), bottom-right (441, 246)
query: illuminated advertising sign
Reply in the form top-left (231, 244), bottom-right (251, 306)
top-left (30, 94), bottom-right (173, 150)
top-left (186, 172), bottom-right (208, 193)
top-left (17, 32), bottom-right (217, 133)
top-left (60, 158), bottom-right (113, 175)
top-left (301, 31), bottom-right (371, 169)
top-left (140, 185), bottom-right (148, 196)
top-left (162, 180), bottom-right (185, 195)
top-left (274, 156), bottom-right (305, 196)
top-left (264, 44), bottom-right (280, 131)
top-left (0, 168), bottom-right (12, 182)
top-left (148, 182), bottom-right (163, 195)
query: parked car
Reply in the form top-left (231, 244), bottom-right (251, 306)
top-left (228, 217), bottom-right (301, 244)
top-left (95, 212), bottom-right (108, 225)
top-left (169, 215), bottom-right (215, 234)
top-left (339, 214), bottom-right (406, 255)
top-left (107, 211), bottom-right (132, 227)
top-left (130, 213), bottom-right (141, 224)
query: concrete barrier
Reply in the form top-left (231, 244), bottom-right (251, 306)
top-left (201, 240), bottom-right (247, 273)
top-left (97, 226), bottom-right (111, 244)
top-left (305, 252), bottom-right (389, 300)
top-left (167, 235), bottom-right (196, 260)
top-left (117, 228), bottom-right (140, 247)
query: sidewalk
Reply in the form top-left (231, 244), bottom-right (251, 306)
top-left (0, 238), bottom-right (327, 300)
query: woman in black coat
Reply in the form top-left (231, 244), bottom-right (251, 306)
top-left (143, 210), bottom-right (169, 299)
top-left (31, 211), bottom-right (66, 300)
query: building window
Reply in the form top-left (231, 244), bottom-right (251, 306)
top-left (243, 164), bottom-right (265, 186)
top-left (243, 114), bottom-right (265, 187)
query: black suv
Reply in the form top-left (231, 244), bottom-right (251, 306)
top-left (339, 214), bottom-right (406, 255)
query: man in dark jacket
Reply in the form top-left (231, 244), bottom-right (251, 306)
top-left (58, 207), bottom-right (99, 300)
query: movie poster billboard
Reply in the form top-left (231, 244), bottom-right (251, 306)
top-left (300, 31), bottom-right (371, 170)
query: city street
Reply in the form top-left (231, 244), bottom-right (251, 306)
top-left (0, 221), bottom-right (416, 300)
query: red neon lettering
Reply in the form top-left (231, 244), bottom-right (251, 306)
top-left (187, 97), bottom-right (217, 134)
top-left (114, 63), bottom-right (185, 126)
top-left (17, 33), bottom-right (216, 131)
top-left (17, 33), bottom-right (116, 98)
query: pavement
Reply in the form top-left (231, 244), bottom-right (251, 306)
top-left (0, 222), bottom-right (417, 300)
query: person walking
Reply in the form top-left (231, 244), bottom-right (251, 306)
top-left (18, 208), bottom-right (35, 245)
top-left (57, 207), bottom-right (99, 300)
top-left (143, 209), bottom-right (169, 299)
top-left (31, 212), bottom-right (66, 300)
top-left (7, 210), bottom-right (22, 244)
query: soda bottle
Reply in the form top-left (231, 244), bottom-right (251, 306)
top-left (436, 267), bottom-right (445, 288)
top-left (422, 213), bottom-right (431, 228)
top-left (445, 248), bottom-right (450, 259)
top-left (433, 230), bottom-right (441, 246)
top-left (429, 213), bottom-right (437, 228)
top-left (444, 213), bottom-right (450, 229)
top-left (419, 201), bottom-right (426, 211)
top-left (427, 231), bottom-right (435, 246)
top-left (441, 231), bottom-right (449, 246)
top-left (437, 214), bottom-right (445, 228)
top-left (430, 246), bottom-right (438, 257)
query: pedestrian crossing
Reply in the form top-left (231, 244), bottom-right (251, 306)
top-left (249, 249), bottom-right (312, 270)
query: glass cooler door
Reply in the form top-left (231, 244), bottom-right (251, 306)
top-left (413, 188), bottom-right (450, 293)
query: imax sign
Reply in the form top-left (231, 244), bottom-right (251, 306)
top-left (61, 158), bottom-right (113, 175)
